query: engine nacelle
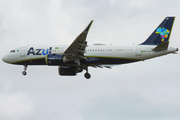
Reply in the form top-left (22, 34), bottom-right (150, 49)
top-left (58, 66), bottom-right (76, 76)
top-left (45, 54), bottom-right (64, 65)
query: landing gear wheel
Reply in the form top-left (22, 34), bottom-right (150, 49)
top-left (22, 71), bottom-right (27, 75)
top-left (84, 72), bottom-right (91, 79)
top-left (22, 65), bottom-right (28, 76)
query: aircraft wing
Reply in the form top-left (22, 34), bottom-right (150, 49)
top-left (92, 65), bottom-right (112, 69)
top-left (63, 20), bottom-right (93, 65)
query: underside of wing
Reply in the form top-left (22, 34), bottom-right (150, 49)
top-left (63, 20), bottom-right (93, 65)
top-left (91, 65), bottom-right (112, 69)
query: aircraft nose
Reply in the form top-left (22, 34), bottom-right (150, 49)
top-left (2, 55), bottom-right (9, 63)
top-left (2, 56), bottom-right (6, 62)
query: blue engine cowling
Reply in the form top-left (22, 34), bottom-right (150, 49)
top-left (58, 66), bottom-right (76, 76)
top-left (45, 54), bottom-right (64, 65)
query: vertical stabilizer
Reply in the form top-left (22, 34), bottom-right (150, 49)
top-left (141, 17), bottom-right (175, 45)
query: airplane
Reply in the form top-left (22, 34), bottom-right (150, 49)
top-left (2, 17), bottom-right (178, 79)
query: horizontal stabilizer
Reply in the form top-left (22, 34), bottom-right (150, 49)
top-left (153, 41), bottom-right (169, 51)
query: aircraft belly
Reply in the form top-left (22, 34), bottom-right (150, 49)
top-left (87, 56), bottom-right (139, 65)
top-left (13, 56), bottom-right (46, 65)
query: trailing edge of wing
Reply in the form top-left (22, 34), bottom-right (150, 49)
top-left (92, 65), bottom-right (112, 69)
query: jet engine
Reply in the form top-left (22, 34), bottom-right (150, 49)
top-left (58, 66), bottom-right (76, 76)
top-left (45, 54), bottom-right (65, 65)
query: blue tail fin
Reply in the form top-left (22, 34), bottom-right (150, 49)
top-left (141, 17), bottom-right (175, 45)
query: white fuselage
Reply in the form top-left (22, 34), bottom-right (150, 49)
top-left (2, 44), bottom-right (177, 66)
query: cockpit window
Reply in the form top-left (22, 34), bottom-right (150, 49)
top-left (10, 50), bottom-right (15, 53)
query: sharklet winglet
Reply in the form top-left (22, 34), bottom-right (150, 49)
top-left (84, 20), bottom-right (93, 32)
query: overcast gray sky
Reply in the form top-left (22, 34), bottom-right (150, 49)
top-left (0, 0), bottom-right (180, 120)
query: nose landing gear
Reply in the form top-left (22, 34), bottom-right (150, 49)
top-left (22, 65), bottom-right (27, 75)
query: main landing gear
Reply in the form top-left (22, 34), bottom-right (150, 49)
top-left (22, 65), bottom-right (27, 76)
top-left (84, 66), bottom-right (91, 79)
top-left (84, 72), bottom-right (91, 79)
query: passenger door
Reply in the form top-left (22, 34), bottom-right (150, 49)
top-left (20, 47), bottom-right (26, 57)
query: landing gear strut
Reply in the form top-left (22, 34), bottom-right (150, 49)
top-left (84, 66), bottom-right (91, 79)
top-left (76, 66), bottom-right (83, 73)
top-left (22, 65), bottom-right (27, 76)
